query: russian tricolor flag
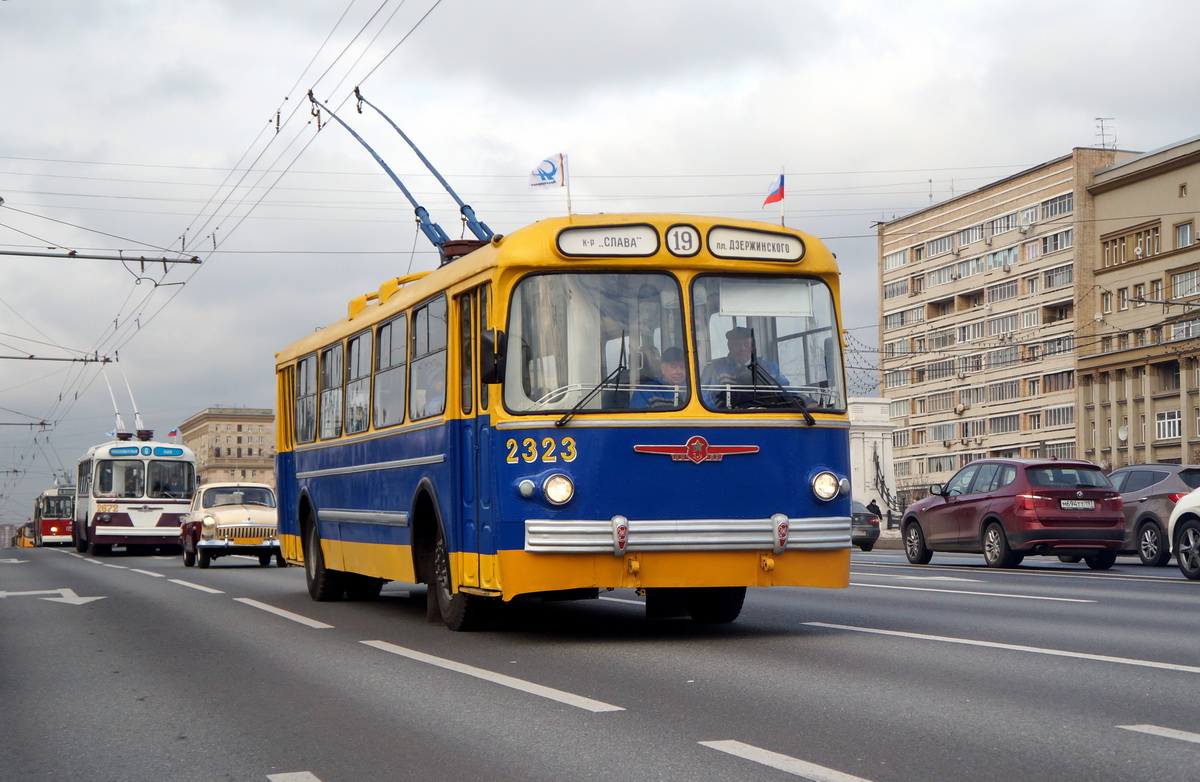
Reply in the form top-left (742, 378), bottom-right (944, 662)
top-left (168, 428), bottom-right (179, 437)
top-left (762, 174), bottom-right (784, 206)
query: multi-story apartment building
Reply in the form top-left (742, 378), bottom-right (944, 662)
top-left (878, 147), bottom-right (1131, 508)
top-left (178, 407), bottom-right (276, 487)
top-left (1078, 136), bottom-right (1200, 467)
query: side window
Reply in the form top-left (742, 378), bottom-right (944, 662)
top-left (296, 355), bottom-right (317, 444)
top-left (970, 463), bottom-right (1000, 494)
top-left (994, 465), bottom-right (1017, 490)
top-left (410, 295), bottom-right (448, 420)
top-left (1122, 470), bottom-right (1154, 494)
top-left (459, 291), bottom-right (474, 416)
top-left (345, 331), bottom-right (372, 435)
top-left (1108, 471), bottom-right (1130, 492)
top-left (374, 316), bottom-right (408, 428)
top-left (479, 284), bottom-right (490, 410)
top-left (319, 343), bottom-right (344, 439)
top-left (944, 465), bottom-right (979, 497)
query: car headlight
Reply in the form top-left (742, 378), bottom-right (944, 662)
top-left (542, 474), bottom-right (575, 505)
top-left (202, 516), bottom-right (216, 529)
top-left (812, 471), bottom-right (841, 501)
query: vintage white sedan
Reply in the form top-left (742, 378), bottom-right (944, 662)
top-left (180, 482), bottom-right (283, 568)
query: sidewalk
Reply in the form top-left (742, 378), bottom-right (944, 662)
top-left (875, 526), bottom-right (903, 550)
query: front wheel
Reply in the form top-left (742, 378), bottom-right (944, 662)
top-left (304, 514), bottom-right (345, 601)
top-left (197, 549), bottom-right (211, 569)
top-left (904, 521), bottom-right (933, 564)
top-left (1175, 520), bottom-right (1200, 580)
top-left (1137, 522), bottom-right (1170, 567)
top-left (258, 553), bottom-right (271, 567)
top-left (428, 525), bottom-right (488, 631)
top-left (685, 586), bottom-right (746, 624)
top-left (1084, 551), bottom-right (1117, 570)
top-left (982, 523), bottom-right (1020, 568)
top-left (275, 553), bottom-right (287, 568)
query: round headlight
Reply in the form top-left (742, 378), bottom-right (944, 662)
top-left (542, 474), bottom-right (575, 505)
top-left (812, 471), bottom-right (840, 501)
top-left (202, 516), bottom-right (216, 528)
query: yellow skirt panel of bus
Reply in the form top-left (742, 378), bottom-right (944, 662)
top-left (496, 548), bottom-right (849, 600)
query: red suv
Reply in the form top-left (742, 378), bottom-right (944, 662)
top-left (902, 458), bottom-right (1124, 569)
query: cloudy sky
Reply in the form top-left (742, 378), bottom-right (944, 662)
top-left (2, 0), bottom-right (1197, 523)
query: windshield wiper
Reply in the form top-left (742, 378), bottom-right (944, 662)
top-left (747, 330), bottom-right (815, 425)
top-left (556, 333), bottom-right (627, 427)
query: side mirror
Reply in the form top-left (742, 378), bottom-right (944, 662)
top-left (480, 329), bottom-right (507, 385)
top-left (929, 483), bottom-right (944, 497)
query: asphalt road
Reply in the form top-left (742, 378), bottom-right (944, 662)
top-left (2, 546), bottom-right (1199, 782)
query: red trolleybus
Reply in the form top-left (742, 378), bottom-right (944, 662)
top-left (33, 487), bottom-right (75, 546)
top-left (275, 213), bottom-right (853, 629)
top-left (73, 431), bottom-right (196, 555)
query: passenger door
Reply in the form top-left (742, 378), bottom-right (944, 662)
top-left (926, 465), bottom-right (980, 547)
top-left (955, 462), bottom-right (1000, 544)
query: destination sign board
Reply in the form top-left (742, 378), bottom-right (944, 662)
top-left (707, 227), bottom-right (805, 262)
top-left (557, 224), bottom-right (659, 257)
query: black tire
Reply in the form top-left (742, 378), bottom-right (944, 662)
top-left (304, 513), bottom-right (345, 601)
top-left (258, 553), bottom-right (271, 567)
top-left (275, 553), bottom-right (287, 568)
top-left (197, 549), bottom-right (211, 569)
top-left (183, 548), bottom-right (196, 567)
top-left (87, 540), bottom-right (111, 557)
top-left (1058, 555), bottom-right (1081, 563)
top-left (1175, 520), bottom-right (1200, 580)
top-left (73, 528), bottom-right (87, 553)
top-left (982, 523), bottom-right (1020, 568)
top-left (1084, 550), bottom-right (1117, 570)
top-left (428, 524), bottom-right (487, 630)
top-left (859, 543), bottom-right (875, 552)
top-left (1137, 522), bottom-right (1170, 567)
top-left (684, 586), bottom-right (746, 624)
top-left (904, 521), bottom-right (933, 564)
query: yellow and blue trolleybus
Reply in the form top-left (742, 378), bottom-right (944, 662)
top-left (275, 213), bottom-right (853, 629)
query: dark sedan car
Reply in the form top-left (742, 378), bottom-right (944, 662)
top-left (851, 501), bottom-right (881, 551)
top-left (1107, 464), bottom-right (1200, 566)
top-left (902, 458), bottom-right (1124, 569)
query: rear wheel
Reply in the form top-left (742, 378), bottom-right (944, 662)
top-left (904, 521), bottom-right (933, 565)
top-left (87, 540), bottom-right (111, 557)
top-left (1084, 550), bottom-right (1117, 570)
top-left (428, 524), bottom-right (487, 631)
top-left (304, 514), bottom-right (345, 601)
top-left (859, 542), bottom-right (875, 552)
top-left (183, 547), bottom-right (196, 567)
top-left (1137, 522), bottom-right (1170, 567)
top-left (684, 586), bottom-right (746, 624)
top-left (1175, 520), bottom-right (1200, 580)
top-left (73, 528), bottom-right (87, 553)
top-left (982, 523), bottom-right (1020, 568)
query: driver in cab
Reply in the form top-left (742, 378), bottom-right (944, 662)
top-left (701, 326), bottom-right (788, 406)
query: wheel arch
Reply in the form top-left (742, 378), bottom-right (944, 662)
top-left (1172, 512), bottom-right (1200, 548)
top-left (411, 477), bottom-right (448, 586)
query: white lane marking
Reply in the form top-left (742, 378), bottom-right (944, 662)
top-left (82, 558), bottom-right (104, 566)
top-left (102, 564), bottom-right (129, 569)
top-left (700, 740), bottom-right (873, 781)
top-left (234, 598), bottom-right (333, 629)
top-left (267, 773), bottom-right (323, 781)
top-left (362, 640), bottom-right (625, 713)
top-left (128, 568), bottom-right (166, 578)
top-left (1119, 724), bottom-right (1200, 744)
top-left (884, 575), bottom-right (980, 582)
top-left (599, 596), bottom-right (644, 605)
top-left (808, 623), bottom-right (1200, 675)
top-left (849, 582), bottom-right (1094, 603)
top-left (169, 579), bottom-right (224, 594)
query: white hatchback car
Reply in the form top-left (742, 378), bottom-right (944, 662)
top-left (1166, 487), bottom-right (1200, 579)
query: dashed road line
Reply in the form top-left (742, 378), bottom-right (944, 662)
top-left (700, 740), bottom-right (873, 781)
top-left (808, 622), bottom-right (1200, 674)
top-left (1119, 724), bottom-right (1200, 744)
top-left (169, 579), bottom-right (224, 594)
top-left (234, 598), bottom-right (333, 629)
top-left (128, 568), bottom-right (166, 578)
top-left (849, 582), bottom-right (1094, 602)
top-left (362, 640), bottom-right (624, 713)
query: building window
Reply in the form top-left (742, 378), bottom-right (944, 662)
top-left (883, 280), bottom-right (909, 300)
top-left (1044, 264), bottom-right (1074, 289)
top-left (1043, 370), bottom-right (1075, 392)
top-left (1041, 229), bottom-right (1073, 254)
top-left (989, 414), bottom-right (1020, 434)
top-left (986, 214), bottom-right (1017, 237)
top-left (1045, 441), bottom-right (1076, 460)
top-left (928, 455), bottom-right (956, 472)
top-left (883, 250), bottom-right (907, 270)
top-left (988, 380), bottom-right (1020, 401)
top-left (1156, 410), bottom-right (1182, 440)
top-left (927, 235), bottom-right (954, 256)
top-left (1041, 193), bottom-right (1073, 220)
top-left (1045, 406), bottom-right (1075, 426)
top-left (1118, 288), bottom-right (1128, 311)
top-left (1134, 283), bottom-right (1146, 306)
top-left (1102, 292), bottom-right (1114, 313)
top-left (1172, 269), bottom-right (1200, 300)
top-left (889, 399), bottom-right (909, 418)
top-left (1027, 412), bottom-right (1042, 430)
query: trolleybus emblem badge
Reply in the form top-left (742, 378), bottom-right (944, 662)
top-left (633, 435), bottom-right (759, 464)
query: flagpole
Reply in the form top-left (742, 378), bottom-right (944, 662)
top-left (563, 154), bottom-right (573, 216)
top-left (779, 167), bottom-right (785, 227)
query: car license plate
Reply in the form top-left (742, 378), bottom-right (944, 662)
top-left (1060, 499), bottom-right (1095, 510)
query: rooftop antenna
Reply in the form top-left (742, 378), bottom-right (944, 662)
top-left (1096, 117), bottom-right (1116, 150)
top-left (354, 87), bottom-right (493, 242)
